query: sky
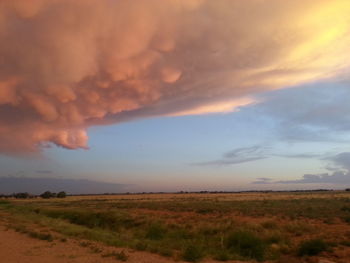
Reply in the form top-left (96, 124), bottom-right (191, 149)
top-left (1, 0), bottom-right (350, 193)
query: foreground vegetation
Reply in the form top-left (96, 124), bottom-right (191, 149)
top-left (1, 191), bottom-right (350, 262)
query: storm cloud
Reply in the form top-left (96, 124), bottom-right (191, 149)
top-left (1, 0), bottom-right (350, 154)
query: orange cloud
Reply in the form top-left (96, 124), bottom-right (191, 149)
top-left (1, 0), bottom-right (350, 154)
top-left (170, 98), bottom-right (256, 117)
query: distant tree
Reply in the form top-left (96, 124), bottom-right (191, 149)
top-left (40, 191), bottom-right (53, 199)
top-left (14, 192), bottom-right (30, 199)
top-left (57, 191), bottom-right (66, 198)
top-left (346, 188), bottom-right (350, 192)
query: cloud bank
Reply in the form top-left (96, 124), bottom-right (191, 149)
top-left (1, 0), bottom-right (350, 154)
top-left (252, 151), bottom-right (350, 185)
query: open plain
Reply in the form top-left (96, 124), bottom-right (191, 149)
top-left (1, 191), bottom-right (350, 263)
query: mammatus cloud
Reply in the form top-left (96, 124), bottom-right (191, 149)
top-left (1, 0), bottom-right (350, 154)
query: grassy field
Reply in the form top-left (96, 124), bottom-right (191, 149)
top-left (1, 191), bottom-right (350, 262)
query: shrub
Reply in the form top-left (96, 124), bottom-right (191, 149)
top-left (145, 223), bottom-right (165, 240)
top-left (28, 231), bottom-right (53, 242)
top-left (158, 247), bottom-right (173, 257)
top-left (226, 230), bottom-right (266, 261)
top-left (340, 240), bottom-right (350, 247)
top-left (0, 200), bottom-right (10, 205)
top-left (297, 239), bottom-right (328, 256)
top-left (115, 250), bottom-right (128, 261)
top-left (341, 206), bottom-right (350, 212)
top-left (40, 191), bottom-right (55, 199)
top-left (103, 251), bottom-right (129, 261)
top-left (134, 241), bottom-right (147, 251)
top-left (14, 192), bottom-right (30, 199)
top-left (214, 250), bottom-right (230, 261)
top-left (343, 216), bottom-right (350, 224)
top-left (182, 244), bottom-right (204, 262)
top-left (43, 210), bottom-right (130, 230)
top-left (57, 191), bottom-right (67, 198)
top-left (261, 220), bottom-right (278, 229)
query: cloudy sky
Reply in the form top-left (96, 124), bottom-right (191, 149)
top-left (1, 0), bottom-right (350, 193)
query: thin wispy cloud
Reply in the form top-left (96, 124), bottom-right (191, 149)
top-left (35, 170), bottom-right (53, 174)
top-left (276, 172), bottom-right (350, 184)
top-left (252, 178), bottom-right (274, 184)
top-left (194, 144), bottom-right (326, 167)
top-left (272, 153), bottom-right (324, 159)
top-left (193, 145), bottom-right (268, 166)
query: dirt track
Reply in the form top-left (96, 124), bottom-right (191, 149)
top-left (0, 224), bottom-right (249, 263)
top-left (0, 224), bottom-right (189, 263)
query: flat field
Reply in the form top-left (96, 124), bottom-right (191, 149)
top-left (1, 191), bottom-right (350, 263)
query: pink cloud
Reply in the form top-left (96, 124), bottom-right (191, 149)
top-left (1, 0), bottom-right (350, 154)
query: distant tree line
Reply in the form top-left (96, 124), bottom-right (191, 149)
top-left (40, 191), bottom-right (66, 199)
top-left (0, 191), bottom-right (67, 199)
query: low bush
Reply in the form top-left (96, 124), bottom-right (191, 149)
top-left (57, 191), bottom-right (67, 198)
top-left (261, 220), bottom-right (278, 229)
top-left (343, 216), bottom-right (350, 224)
top-left (213, 250), bottom-right (230, 261)
top-left (226, 230), bottom-right (266, 261)
top-left (182, 244), bottom-right (204, 262)
top-left (103, 251), bottom-right (128, 261)
top-left (42, 209), bottom-right (135, 231)
top-left (29, 231), bottom-right (53, 242)
top-left (115, 250), bottom-right (128, 261)
top-left (297, 238), bottom-right (329, 256)
top-left (145, 223), bottom-right (165, 240)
